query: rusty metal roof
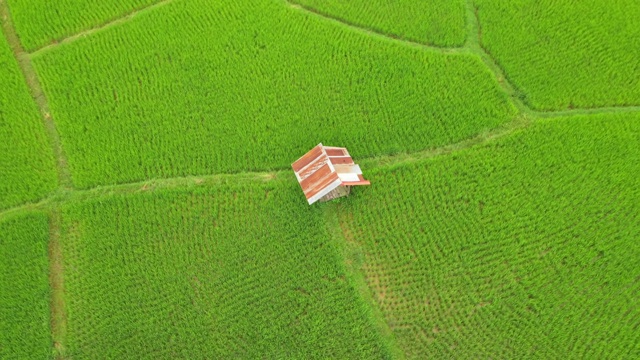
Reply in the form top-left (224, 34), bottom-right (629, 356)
top-left (292, 143), bottom-right (371, 204)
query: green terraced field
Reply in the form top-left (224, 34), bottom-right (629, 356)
top-left (1, 0), bottom-right (638, 358)
top-left (291, 0), bottom-right (467, 47)
top-left (0, 31), bottom-right (57, 210)
top-left (475, 0), bottom-right (640, 110)
top-left (0, 212), bottom-right (53, 359)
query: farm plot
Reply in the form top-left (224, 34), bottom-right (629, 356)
top-left (0, 212), bottom-right (52, 359)
top-left (0, 33), bottom-right (57, 210)
top-left (33, 0), bottom-right (516, 189)
top-left (58, 178), bottom-right (391, 359)
top-left (6, 0), bottom-right (159, 51)
top-left (290, 0), bottom-right (466, 47)
top-left (338, 112), bottom-right (640, 358)
top-left (474, 0), bottom-right (640, 110)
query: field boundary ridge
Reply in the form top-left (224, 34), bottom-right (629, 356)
top-left (0, 114), bottom-right (534, 221)
top-left (465, 0), bottom-right (640, 115)
top-left (286, 0), bottom-right (464, 54)
top-left (0, 171), bottom-right (278, 221)
top-left (5, 106), bottom-right (640, 220)
top-left (360, 114), bottom-right (531, 169)
top-left (531, 105), bottom-right (640, 118)
top-left (464, 0), bottom-right (528, 113)
top-left (28, 0), bottom-right (173, 57)
top-left (324, 206), bottom-right (406, 359)
top-left (0, 0), bottom-right (73, 189)
top-left (48, 210), bottom-right (68, 360)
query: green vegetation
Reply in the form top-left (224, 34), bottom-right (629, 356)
top-left (339, 112), bottom-right (640, 358)
top-left (475, 0), bottom-right (640, 110)
top-left (0, 32), bottom-right (57, 210)
top-left (33, 0), bottom-right (515, 189)
top-left (6, 0), bottom-right (157, 51)
top-left (59, 178), bottom-right (391, 358)
top-left (0, 212), bottom-right (52, 359)
top-left (1, 0), bottom-right (638, 358)
top-left (290, 0), bottom-right (466, 47)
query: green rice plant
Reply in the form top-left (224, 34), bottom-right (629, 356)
top-left (58, 177), bottom-right (392, 358)
top-left (33, 0), bottom-right (516, 189)
top-left (0, 212), bottom-right (52, 359)
top-left (290, 0), bottom-right (466, 47)
top-left (474, 0), bottom-right (640, 110)
top-left (0, 33), bottom-right (57, 210)
top-left (6, 0), bottom-right (158, 51)
top-left (338, 112), bottom-right (640, 358)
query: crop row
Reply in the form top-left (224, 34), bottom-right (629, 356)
top-left (338, 112), bottom-right (640, 358)
top-left (58, 178), bottom-right (391, 358)
top-left (290, 0), bottom-right (467, 47)
top-left (33, 0), bottom-right (515, 189)
top-left (0, 33), bottom-right (57, 210)
top-left (474, 0), bottom-right (640, 110)
top-left (0, 212), bottom-right (52, 358)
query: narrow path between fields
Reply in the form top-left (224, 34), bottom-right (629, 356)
top-left (3, 100), bottom-right (640, 221)
top-left (531, 105), bottom-right (640, 118)
top-left (2, 3), bottom-right (71, 357)
top-left (28, 0), bottom-right (174, 57)
top-left (463, 0), bottom-right (528, 114)
top-left (324, 206), bottom-right (406, 359)
top-left (0, 0), bottom-right (73, 189)
top-left (463, 1), bottom-right (640, 117)
top-left (48, 211), bottom-right (67, 360)
top-left (0, 114), bottom-right (534, 222)
top-left (286, 0), bottom-right (464, 54)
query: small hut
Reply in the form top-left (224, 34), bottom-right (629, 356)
top-left (292, 143), bottom-right (370, 204)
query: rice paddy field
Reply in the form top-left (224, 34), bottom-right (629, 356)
top-left (1, 0), bottom-right (638, 359)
